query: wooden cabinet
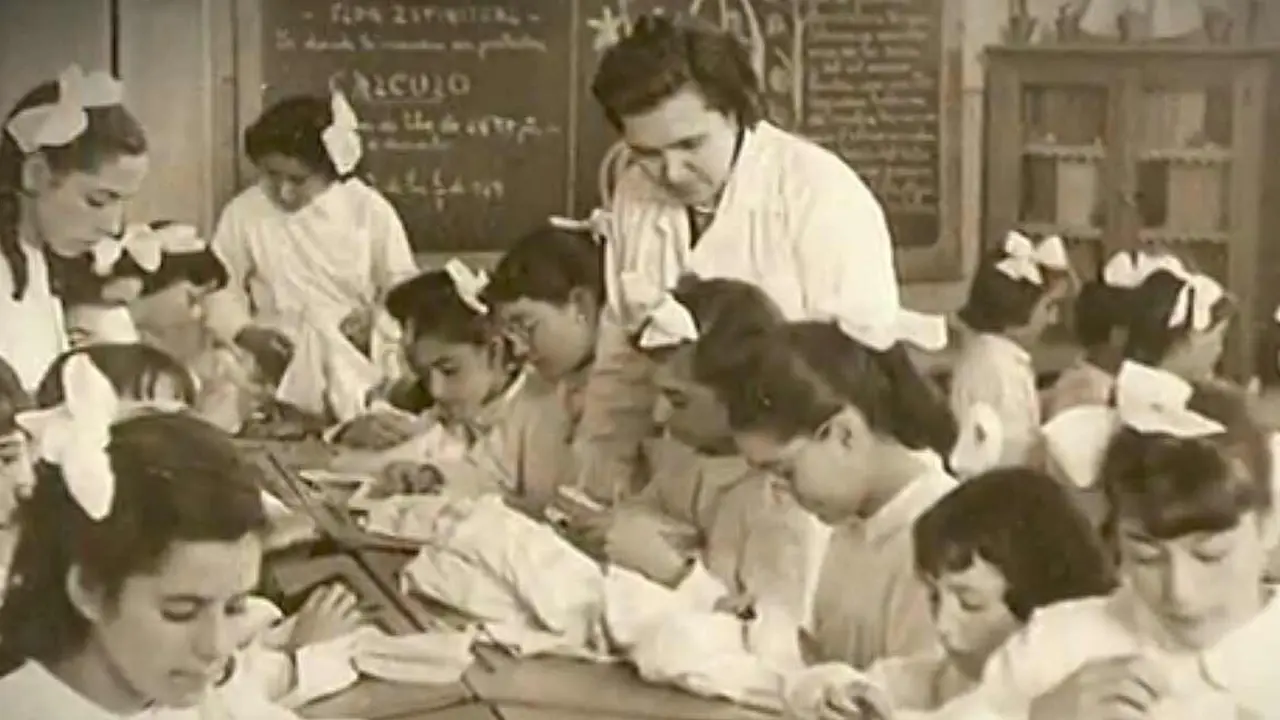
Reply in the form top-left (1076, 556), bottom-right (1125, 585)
top-left (984, 46), bottom-right (1280, 378)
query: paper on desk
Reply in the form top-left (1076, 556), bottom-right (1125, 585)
top-left (353, 626), bottom-right (478, 684)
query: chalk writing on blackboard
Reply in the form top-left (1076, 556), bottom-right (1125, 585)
top-left (263, 1), bottom-right (572, 251)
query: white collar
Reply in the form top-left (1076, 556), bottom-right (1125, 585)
top-left (971, 331), bottom-right (1031, 367)
top-left (0, 661), bottom-right (146, 719)
top-left (864, 452), bottom-right (954, 545)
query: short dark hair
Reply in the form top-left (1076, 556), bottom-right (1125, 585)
top-left (482, 225), bottom-right (605, 309)
top-left (959, 246), bottom-right (1067, 334)
top-left (712, 321), bottom-right (957, 457)
top-left (1124, 270), bottom-right (1233, 366)
top-left (0, 412), bottom-right (267, 669)
top-left (591, 14), bottom-right (762, 131)
top-left (1100, 379), bottom-right (1270, 540)
top-left (385, 269), bottom-right (490, 346)
top-left (35, 344), bottom-right (198, 408)
top-left (914, 467), bottom-right (1117, 622)
top-left (0, 79), bottom-right (147, 299)
top-left (1073, 281), bottom-right (1129, 349)
top-left (245, 95), bottom-right (346, 178)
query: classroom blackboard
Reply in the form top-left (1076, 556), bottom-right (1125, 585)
top-left (249, 0), bottom-right (957, 272)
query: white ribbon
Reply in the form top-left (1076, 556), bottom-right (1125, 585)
top-left (993, 232), bottom-right (1070, 286)
top-left (1042, 361), bottom-right (1224, 488)
top-left (1167, 270), bottom-right (1226, 331)
top-left (443, 258), bottom-right (489, 315)
top-left (90, 223), bottom-right (205, 276)
top-left (5, 65), bottom-right (124, 154)
top-left (13, 354), bottom-right (120, 520)
top-left (321, 91), bottom-right (362, 175)
top-left (1102, 251), bottom-right (1185, 290)
top-left (948, 403), bottom-right (1004, 479)
top-left (619, 271), bottom-right (699, 349)
top-left (548, 208), bottom-right (613, 245)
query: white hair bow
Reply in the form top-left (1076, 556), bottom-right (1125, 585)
top-left (619, 272), bottom-right (698, 349)
top-left (1167, 270), bottom-right (1226, 331)
top-left (13, 354), bottom-right (121, 520)
top-left (548, 208), bottom-right (613, 244)
top-left (443, 258), bottom-right (489, 315)
top-left (91, 223), bottom-right (205, 276)
top-left (821, 302), bottom-right (948, 353)
top-left (1102, 251), bottom-right (1186, 290)
top-left (1042, 361), bottom-right (1224, 488)
top-left (5, 65), bottom-right (124, 154)
top-left (321, 91), bottom-right (362, 175)
top-left (948, 403), bottom-right (1004, 479)
top-left (994, 232), bottom-right (1070, 286)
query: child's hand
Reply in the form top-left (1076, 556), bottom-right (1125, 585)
top-left (335, 411), bottom-right (418, 450)
top-left (820, 678), bottom-right (894, 720)
top-left (370, 462), bottom-right (443, 499)
top-left (235, 325), bottom-right (294, 384)
top-left (604, 510), bottom-right (692, 587)
top-left (1029, 655), bottom-right (1169, 720)
top-left (713, 592), bottom-right (757, 619)
top-left (340, 306), bottom-right (375, 356)
top-left (288, 584), bottom-right (363, 649)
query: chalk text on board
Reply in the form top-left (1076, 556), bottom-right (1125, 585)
top-left (328, 69), bottom-right (472, 105)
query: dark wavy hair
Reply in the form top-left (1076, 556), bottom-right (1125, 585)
top-left (591, 13), bottom-right (762, 130)
top-left (914, 467), bottom-right (1117, 622)
top-left (0, 412), bottom-right (267, 671)
top-left (245, 95), bottom-right (354, 179)
top-left (0, 79), bottom-right (147, 299)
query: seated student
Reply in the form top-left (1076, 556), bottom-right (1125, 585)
top-left (0, 371), bottom-right (303, 717)
top-left (204, 91), bottom-right (416, 398)
top-left (703, 303), bottom-right (957, 670)
top-left (25, 347), bottom-right (360, 708)
top-left (335, 260), bottom-right (575, 514)
top-left (784, 467), bottom-right (1116, 717)
top-left (937, 363), bottom-right (1279, 720)
top-left (950, 233), bottom-right (1072, 470)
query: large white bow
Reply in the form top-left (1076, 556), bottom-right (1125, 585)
top-left (91, 222), bottom-right (205, 276)
top-left (5, 65), bottom-right (124, 154)
top-left (321, 91), bottom-right (362, 175)
top-left (13, 354), bottom-right (120, 520)
top-left (443, 258), bottom-right (489, 315)
top-left (1167, 270), bottom-right (1226, 331)
top-left (548, 208), bottom-right (613, 244)
top-left (619, 272), bottom-right (698, 349)
top-left (994, 231), bottom-right (1070, 286)
top-left (1042, 361), bottom-right (1224, 488)
top-left (1102, 251), bottom-right (1186, 290)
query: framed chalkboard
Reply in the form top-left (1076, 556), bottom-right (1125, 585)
top-left (235, 0), bottom-right (962, 279)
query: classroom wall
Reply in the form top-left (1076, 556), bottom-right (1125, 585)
top-left (0, 0), bottom-right (1032, 310)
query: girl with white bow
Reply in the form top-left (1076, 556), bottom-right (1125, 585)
top-left (1043, 249), bottom-right (1186, 420)
top-left (598, 274), bottom-right (828, 668)
top-left (1122, 260), bottom-right (1231, 383)
top-left (0, 65), bottom-right (149, 390)
top-left (950, 232), bottom-right (1073, 472)
top-left (700, 303), bottom-right (957, 671)
top-left (204, 91), bottom-right (416, 412)
top-left (332, 260), bottom-right (575, 516)
top-left (0, 356), bottom-right (308, 719)
top-left (920, 363), bottom-right (1280, 720)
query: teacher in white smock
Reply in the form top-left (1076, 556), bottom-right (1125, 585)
top-left (579, 15), bottom-right (902, 501)
top-left (203, 92), bottom-right (417, 413)
top-left (0, 66), bottom-right (149, 390)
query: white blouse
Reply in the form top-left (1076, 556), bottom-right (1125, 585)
top-left (0, 242), bottom-right (67, 390)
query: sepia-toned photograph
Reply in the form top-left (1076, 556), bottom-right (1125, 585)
top-left (0, 0), bottom-right (1276, 718)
